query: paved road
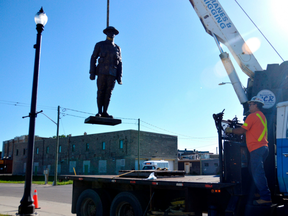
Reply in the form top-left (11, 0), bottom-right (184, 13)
top-left (0, 183), bottom-right (209, 216)
top-left (0, 183), bottom-right (74, 216)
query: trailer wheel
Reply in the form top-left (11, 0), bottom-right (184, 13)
top-left (110, 192), bottom-right (144, 216)
top-left (76, 189), bottom-right (107, 216)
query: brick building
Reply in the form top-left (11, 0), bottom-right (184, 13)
top-left (3, 130), bottom-right (178, 176)
top-left (2, 135), bottom-right (43, 159)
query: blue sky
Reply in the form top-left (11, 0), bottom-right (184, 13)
top-left (1, 0), bottom-right (287, 154)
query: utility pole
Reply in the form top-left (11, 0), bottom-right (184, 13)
top-left (138, 118), bottom-right (140, 170)
top-left (53, 106), bottom-right (60, 185)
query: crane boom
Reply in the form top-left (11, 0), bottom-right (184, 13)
top-left (189, 0), bottom-right (262, 78)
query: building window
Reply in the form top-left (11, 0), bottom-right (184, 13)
top-left (36, 147), bottom-right (39, 155)
top-left (119, 140), bottom-right (123, 149)
top-left (204, 163), bottom-right (209, 167)
top-left (23, 149), bottom-right (26, 155)
top-left (102, 142), bottom-right (105, 150)
top-left (46, 146), bottom-right (49, 154)
top-left (59, 145), bottom-right (62, 153)
top-left (214, 163), bottom-right (218, 167)
top-left (72, 144), bottom-right (75, 152)
top-left (16, 149), bottom-right (18, 156)
top-left (86, 143), bottom-right (89, 151)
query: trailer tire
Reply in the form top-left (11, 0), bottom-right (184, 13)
top-left (76, 189), bottom-right (108, 216)
top-left (110, 192), bottom-right (144, 216)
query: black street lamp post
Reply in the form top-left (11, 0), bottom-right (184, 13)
top-left (18, 7), bottom-right (48, 215)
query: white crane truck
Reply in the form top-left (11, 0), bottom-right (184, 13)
top-left (60, 0), bottom-right (288, 215)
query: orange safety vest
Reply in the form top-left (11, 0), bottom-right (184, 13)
top-left (242, 111), bottom-right (268, 152)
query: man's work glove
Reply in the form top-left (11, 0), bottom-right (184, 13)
top-left (225, 127), bottom-right (233, 134)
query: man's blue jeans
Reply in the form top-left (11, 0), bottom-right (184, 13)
top-left (250, 146), bottom-right (271, 201)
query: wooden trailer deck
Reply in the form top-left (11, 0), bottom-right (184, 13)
top-left (60, 171), bottom-right (235, 189)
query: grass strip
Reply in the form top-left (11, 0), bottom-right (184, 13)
top-left (0, 180), bottom-right (73, 185)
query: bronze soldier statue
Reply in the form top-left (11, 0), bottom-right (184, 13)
top-left (89, 26), bottom-right (122, 118)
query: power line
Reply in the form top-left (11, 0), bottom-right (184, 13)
top-left (0, 100), bottom-right (29, 107)
top-left (1, 101), bottom-right (217, 141)
top-left (234, 0), bottom-right (284, 62)
top-left (61, 113), bottom-right (86, 119)
top-left (62, 107), bottom-right (94, 116)
top-left (114, 117), bottom-right (138, 121)
top-left (0, 100), bottom-right (57, 111)
top-left (60, 108), bottom-right (216, 140)
top-left (140, 120), bottom-right (216, 140)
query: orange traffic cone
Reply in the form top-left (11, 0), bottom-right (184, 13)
top-left (33, 189), bottom-right (41, 209)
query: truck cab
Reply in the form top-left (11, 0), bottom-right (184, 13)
top-left (142, 160), bottom-right (169, 170)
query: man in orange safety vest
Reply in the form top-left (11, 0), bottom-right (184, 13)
top-left (225, 96), bottom-right (271, 206)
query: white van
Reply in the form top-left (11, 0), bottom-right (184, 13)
top-left (142, 160), bottom-right (169, 170)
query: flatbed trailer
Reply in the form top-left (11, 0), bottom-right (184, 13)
top-left (60, 172), bottom-right (252, 216)
top-left (61, 171), bottom-right (288, 216)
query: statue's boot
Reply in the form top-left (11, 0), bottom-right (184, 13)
top-left (96, 98), bottom-right (103, 117)
top-left (102, 97), bottom-right (113, 118)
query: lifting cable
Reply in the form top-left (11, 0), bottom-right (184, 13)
top-left (234, 0), bottom-right (285, 62)
top-left (107, 0), bottom-right (109, 27)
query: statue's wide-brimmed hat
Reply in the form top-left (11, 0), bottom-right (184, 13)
top-left (103, 26), bottom-right (119, 35)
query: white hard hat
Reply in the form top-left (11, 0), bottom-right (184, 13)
top-left (248, 96), bottom-right (265, 105)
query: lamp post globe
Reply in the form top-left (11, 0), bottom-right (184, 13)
top-left (34, 7), bottom-right (48, 26)
top-left (18, 7), bottom-right (47, 215)
top-left (34, 7), bottom-right (48, 34)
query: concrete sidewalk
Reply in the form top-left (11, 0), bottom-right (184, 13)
top-left (0, 196), bottom-right (74, 216)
